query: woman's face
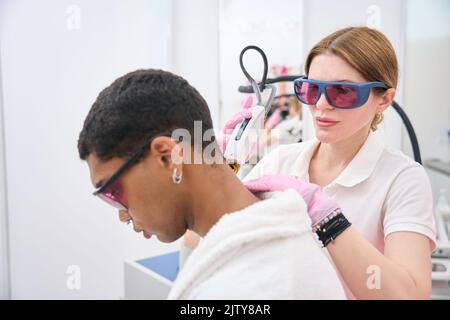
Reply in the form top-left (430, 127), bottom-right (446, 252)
top-left (307, 52), bottom-right (388, 144)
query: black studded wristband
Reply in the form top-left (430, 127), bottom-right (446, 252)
top-left (315, 211), bottom-right (352, 247)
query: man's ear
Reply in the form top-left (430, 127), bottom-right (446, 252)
top-left (150, 136), bottom-right (183, 170)
top-left (378, 88), bottom-right (396, 113)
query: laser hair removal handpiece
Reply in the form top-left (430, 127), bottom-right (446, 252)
top-left (224, 46), bottom-right (276, 173)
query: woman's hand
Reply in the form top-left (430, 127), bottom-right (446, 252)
top-left (244, 175), bottom-right (340, 228)
top-left (216, 96), bottom-right (253, 153)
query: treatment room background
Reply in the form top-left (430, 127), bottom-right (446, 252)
top-left (0, 0), bottom-right (449, 299)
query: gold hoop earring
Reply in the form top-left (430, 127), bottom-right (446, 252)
top-left (371, 112), bottom-right (384, 131)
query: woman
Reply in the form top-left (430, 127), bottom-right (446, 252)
top-left (224, 26), bottom-right (437, 299)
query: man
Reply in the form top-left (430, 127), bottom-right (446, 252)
top-left (77, 69), bottom-right (345, 299)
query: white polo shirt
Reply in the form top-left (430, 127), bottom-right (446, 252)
top-left (243, 131), bottom-right (437, 253)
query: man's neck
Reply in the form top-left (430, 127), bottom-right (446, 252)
top-left (188, 165), bottom-right (260, 237)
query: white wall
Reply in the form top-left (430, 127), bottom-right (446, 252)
top-left (0, 49), bottom-right (11, 299)
top-left (0, 0), bottom-right (178, 299)
top-left (171, 0), bottom-right (220, 128)
top-left (403, 0), bottom-right (450, 162)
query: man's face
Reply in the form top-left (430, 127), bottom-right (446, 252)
top-left (86, 149), bottom-right (189, 243)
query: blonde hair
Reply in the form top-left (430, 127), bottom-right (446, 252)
top-left (305, 27), bottom-right (398, 131)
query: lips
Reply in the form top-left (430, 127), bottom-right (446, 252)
top-left (315, 116), bottom-right (339, 128)
top-left (132, 224), bottom-right (152, 239)
top-left (135, 229), bottom-right (152, 239)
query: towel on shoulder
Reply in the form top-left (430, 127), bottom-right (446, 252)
top-left (168, 189), bottom-right (346, 300)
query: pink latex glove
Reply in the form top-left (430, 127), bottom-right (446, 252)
top-left (244, 175), bottom-right (340, 228)
top-left (217, 96), bottom-right (253, 153)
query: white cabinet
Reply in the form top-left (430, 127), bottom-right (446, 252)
top-left (124, 251), bottom-right (179, 300)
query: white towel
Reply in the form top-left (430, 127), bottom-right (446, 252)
top-left (168, 189), bottom-right (346, 299)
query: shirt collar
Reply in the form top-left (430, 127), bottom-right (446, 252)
top-left (333, 131), bottom-right (385, 187)
top-left (292, 131), bottom-right (385, 187)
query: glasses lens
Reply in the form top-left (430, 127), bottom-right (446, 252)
top-left (97, 181), bottom-right (127, 211)
top-left (295, 81), bottom-right (319, 104)
top-left (325, 84), bottom-right (358, 108)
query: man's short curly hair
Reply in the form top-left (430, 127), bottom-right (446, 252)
top-left (78, 69), bottom-right (214, 161)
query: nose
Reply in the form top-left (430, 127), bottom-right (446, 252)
top-left (315, 92), bottom-right (334, 111)
top-left (118, 210), bottom-right (131, 224)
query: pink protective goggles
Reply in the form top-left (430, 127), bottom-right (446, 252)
top-left (95, 180), bottom-right (127, 211)
top-left (92, 132), bottom-right (172, 211)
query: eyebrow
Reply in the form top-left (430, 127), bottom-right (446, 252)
top-left (308, 78), bottom-right (354, 83)
top-left (332, 79), bottom-right (353, 82)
